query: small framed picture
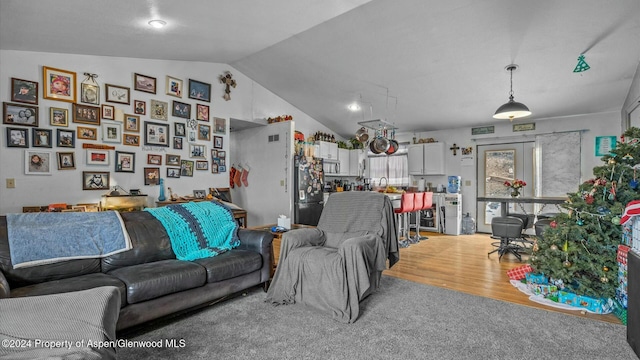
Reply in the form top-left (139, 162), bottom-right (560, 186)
top-left (172, 101), bottom-right (191, 119)
top-left (189, 79), bottom-right (211, 102)
top-left (167, 167), bottom-right (181, 178)
top-left (213, 135), bottom-right (223, 149)
top-left (173, 137), bottom-right (183, 149)
top-left (196, 104), bottom-right (209, 121)
top-left (144, 167), bottom-right (160, 185)
top-left (123, 133), bottom-right (140, 146)
top-left (219, 165), bottom-right (227, 172)
top-left (134, 100), bottom-right (146, 115)
top-left (105, 83), bottom-right (130, 104)
top-left (3, 102), bottom-right (38, 127)
top-left (166, 76), bottom-right (183, 97)
top-left (25, 150), bottom-right (52, 175)
top-left (81, 83), bottom-right (100, 105)
top-left (188, 130), bottom-right (196, 142)
top-left (50, 107), bottom-right (68, 126)
top-left (11, 78), bottom-right (38, 105)
top-left (43, 66), bottom-right (76, 103)
top-left (217, 150), bottom-right (226, 158)
top-left (166, 154), bottom-right (181, 166)
top-left (198, 124), bottom-right (211, 141)
top-left (134, 73), bottom-right (156, 94)
top-left (57, 129), bottom-right (75, 148)
top-left (174, 122), bottom-right (186, 137)
top-left (32, 128), bottom-right (52, 148)
top-left (115, 151), bottom-right (135, 172)
top-left (211, 163), bottom-right (219, 174)
top-left (6, 127), bottom-right (29, 148)
top-left (101, 104), bottom-right (115, 120)
top-left (196, 160), bottom-right (208, 171)
top-left (124, 114), bottom-right (140, 132)
top-left (57, 151), bottom-right (75, 170)
top-left (83, 171), bottom-right (110, 190)
top-left (214, 117), bottom-right (226, 134)
top-left (211, 149), bottom-right (218, 158)
top-left (77, 126), bottom-right (98, 140)
top-left (101, 121), bottom-right (122, 143)
top-left (180, 160), bottom-right (194, 177)
top-left (193, 189), bottom-right (207, 199)
top-left (150, 99), bottom-right (168, 121)
top-left (190, 144), bottom-right (206, 158)
top-left (72, 103), bottom-right (100, 125)
top-left (86, 149), bottom-right (109, 166)
top-left (144, 121), bottom-right (170, 147)
top-left (147, 154), bottom-right (162, 165)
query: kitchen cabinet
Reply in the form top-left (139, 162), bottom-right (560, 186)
top-left (348, 150), bottom-right (360, 176)
top-left (337, 148), bottom-right (350, 176)
top-left (316, 141), bottom-right (338, 160)
top-left (408, 142), bottom-right (446, 175)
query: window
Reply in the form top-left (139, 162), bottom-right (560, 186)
top-left (368, 144), bottom-right (409, 187)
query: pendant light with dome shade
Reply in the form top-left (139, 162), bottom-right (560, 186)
top-left (493, 64), bottom-right (531, 121)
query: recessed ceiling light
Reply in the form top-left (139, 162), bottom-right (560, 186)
top-left (148, 20), bottom-right (167, 29)
top-left (348, 102), bottom-right (361, 111)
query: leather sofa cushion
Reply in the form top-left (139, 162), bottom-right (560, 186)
top-left (9, 273), bottom-right (127, 306)
top-left (108, 259), bottom-right (206, 304)
top-left (102, 211), bottom-right (176, 273)
top-left (194, 250), bottom-right (262, 283)
top-left (0, 217), bottom-right (102, 288)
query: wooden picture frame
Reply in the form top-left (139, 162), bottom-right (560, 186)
top-left (81, 83), bottom-right (100, 105)
top-left (6, 127), bottom-right (29, 148)
top-left (124, 114), bottom-right (140, 132)
top-left (144, 167), bottom-right (160, 185)
top-left (105, 83), bottom-right (130, 104)
top-left (190, 144), bottom-right (206, 158)
top-left (180, 160), bottom-right (194, 177)
top-left (144, 121), bottom-right (170, 147)
top-left (101, 104), bottom-right (115, 120)
top-left (167, 167), bottom-right (181, 178)
top-left (214, 117), bottom-right (226, 134)
top-left (43, 66), bottom-right (76, 103)
top-left (82, 171), bottom-right (110, 190)
top-left (189, 79), bottom-right (211, 102)
top-left (171, 101), bottom-right (191, 119)
top-left (86, 149), bottom-right (109, 166)
top-left (101, 121), bottom-right (122, 143)
top-left (213, 135), bottom-right (223, 149)
top-left (57, 129), bottom-right (75, 148)
top-left (198, 124), bottom-right (211, 141)
top-left (57, 151), bottom-right (75, 170)
top-left (123, 133), bottom-right (140, 146)
top-left (50, 107), bottom-right (68, 127)
top-left (211, 163), bottom-right (219, 174)
top-left (25, 150), bottom-right (52, 175)
top-left (77, 126), bottom-right (97, 140)
top-left (173, 137), bottom-right (183, 149)
top-left (196, 104), bottom-right (209, 121)
top-left (174, 122), bottom-right (186, 137)
top-left (150, 99), bottom-right (168, 120)
top-left (166, 154), bottom-right (181, 166)
top-left (72, 103), bottom-right (100, 125)
top-left (147, 154), bottom-right (162, 165)
top-left (134, 100), bottom-right (146, 115)
top-left (32, 128), bottom-right (52, 148)
top-left (115, 151), bottom-right (135, 172)
top-left (166, 76), bottom-right (183, 98)
top-left (134, 73), bottom-right (156, 94)
top-left (3, 102), bottom-right (38, 127)
top-left (195, 160), bottom-right (208, 171)
top-left (11, 78), bottom-right (38, 105)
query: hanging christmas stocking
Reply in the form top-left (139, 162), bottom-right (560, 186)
top-left (234, 165), bottom-right (243, 187)
top-left (241, 165), bottom-right (250, 187)
top-left (229, 165), bottom-right (237, 189)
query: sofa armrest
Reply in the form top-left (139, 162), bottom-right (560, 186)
top-left (0, 270), bottom-right (10, 298)
top-left (236, 229), bottom-right (273, 284)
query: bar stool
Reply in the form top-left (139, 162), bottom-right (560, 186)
top-left (415, 192), bottom-right (433, 241)
top-left (410, 192), bottom-right (424, 243)
top-left (394, 193), bottom-right (414, 242)
top-left (488, 216), bottom-right (525, 261)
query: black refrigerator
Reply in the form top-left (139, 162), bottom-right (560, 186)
top-left (294, 156), bottom-right (324, 226)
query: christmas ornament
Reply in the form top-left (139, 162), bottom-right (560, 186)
top-left (612, 216), bottom-right (621, 225)
top-left (532, 240), bottom-right (539, 252)
top-left (608, 158), bottom-right (616, 165)
top-left (550, 220), bottom-right (557, 228)
top-left (623, 153), bottom-right (634, 160)
top-left (576, 218), bottom-right (583, 226)
top-left (631, 167), bottom-right (639, 189)
top-left (550, 244), bottom-right (558, 251)
top-left (597, 206), bottom-right (611, 215)
top-left (585, 194), bottom-right (594, 204)
top-left (603, 266), bottom-right (609, 272)
top-left (563, 260), bottom-right (572, 268)
top-left (608, 181), bottom-right (617, 201)
top-left (601, 276), bottom-right (609, 283)
top-left (563, 240), bottom-right (569, 252)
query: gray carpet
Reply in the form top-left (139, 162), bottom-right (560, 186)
top-left (118, 276), bottom-right (638, 359)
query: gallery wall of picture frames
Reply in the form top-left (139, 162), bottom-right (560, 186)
top-left (3, 66), bottom-right (231, 192)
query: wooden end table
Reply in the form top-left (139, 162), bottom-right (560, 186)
top-left (250, 223), bottom-right (315, 276)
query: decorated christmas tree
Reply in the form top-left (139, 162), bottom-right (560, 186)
top-left (529, 127), bottom-right (640, 300)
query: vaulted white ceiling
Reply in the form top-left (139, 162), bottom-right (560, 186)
top-left (2, 0), bottom-right (639, 138)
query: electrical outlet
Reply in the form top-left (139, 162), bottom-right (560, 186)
top-left (465, 180), bottom-right (471, 186)
top-left (280, 180), bottom-right (285, 186)
top-left (6, 178), bottom-right (15, 188)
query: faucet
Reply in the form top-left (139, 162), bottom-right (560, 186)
top-left (379, 177), bottom-right (388, 188)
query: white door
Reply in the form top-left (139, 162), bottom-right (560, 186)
top-left (476, 142), bottom-right (535, 233)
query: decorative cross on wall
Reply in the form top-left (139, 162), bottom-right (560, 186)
top-left (219, 71), bottom-right (237, 101)
top-left (450, 143), bottom-right (460, 156)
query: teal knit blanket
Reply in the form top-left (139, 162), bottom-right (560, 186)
top-left (145, 201), bottom-right (239, 261)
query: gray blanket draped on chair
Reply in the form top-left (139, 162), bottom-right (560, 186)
top-left (266, 191), bottom-right (399, 323)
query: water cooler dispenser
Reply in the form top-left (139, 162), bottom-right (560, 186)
top-left (443, 176), bottom-right (462, 235)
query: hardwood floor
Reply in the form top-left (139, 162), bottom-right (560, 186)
top-left (383, 231), bottom-right (621, 324)
top-left (272, 230), bottom-right (621, 324)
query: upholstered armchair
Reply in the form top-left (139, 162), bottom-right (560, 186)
top-left (266, 191), bottom-right (399, 323)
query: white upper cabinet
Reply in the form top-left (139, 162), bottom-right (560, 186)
top-left (408, 142), bottom-right (446, 175)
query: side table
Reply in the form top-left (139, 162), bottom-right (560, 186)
top-left (250, 224), bottom-right (315, 276)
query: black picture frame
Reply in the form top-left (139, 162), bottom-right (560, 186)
top-left (115, 151), bottom-right (135, 173)
top-left (6, 127), bottom-right (29, 148)
top-left (144, 121), bottom-right (170, 147)
top-left (174, 122), bottom-right (186, 137)
top-left (188, 79), bottom-right (211, 102)
top-left (32, 128), bottom-right (53, 148)
top-left (56, 129), bottom-right (75, 148)
top-left (82, 171), bottom-right (110, 190)
top-left (213, 135), bottom-right (223, 149)
top-left (3, 102), bottom-right (38, 127)
top-left (171, 101), bottom-right (191, 119)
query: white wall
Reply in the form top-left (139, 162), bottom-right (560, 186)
top-left (395, 111), bottom-right (622, 219)
top-left (0, 50), bottom-right (331, 216)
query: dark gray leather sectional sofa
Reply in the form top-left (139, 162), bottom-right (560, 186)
top-left (0, 211), bottom-right (273, 331)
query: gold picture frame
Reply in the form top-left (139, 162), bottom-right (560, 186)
top-left (43, 66), bottom-right (77, 103)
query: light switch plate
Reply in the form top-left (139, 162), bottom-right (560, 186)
top-left (6, 178), bottom-right (15, 188)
